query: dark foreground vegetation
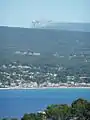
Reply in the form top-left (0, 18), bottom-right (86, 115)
top-left (1, 98), bottom-right (90, 120)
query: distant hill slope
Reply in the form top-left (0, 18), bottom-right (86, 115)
top-left (0, 25), bottom-right (90, 65)
top-left (45, 23), bottom-right (90, 32)
top-left (0, 25), bottom-right (90, 54)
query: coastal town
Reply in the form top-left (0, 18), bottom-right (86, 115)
top-left (0, 61), bottom-right (90, 89)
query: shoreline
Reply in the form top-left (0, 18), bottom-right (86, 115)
top-left (0, 86), bottom-right (90, 90)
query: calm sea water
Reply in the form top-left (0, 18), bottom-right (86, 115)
top-left (0, 88), bottom-right (90, 118)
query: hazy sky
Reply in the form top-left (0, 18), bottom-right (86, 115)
top-left (0, 0), bottom-right (90, 27)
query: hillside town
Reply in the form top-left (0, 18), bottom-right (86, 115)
top-left (0, 61), bottom-right (90, 89)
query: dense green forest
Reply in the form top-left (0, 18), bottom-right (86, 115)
top-left (0, 98), bottom-right (90, 120)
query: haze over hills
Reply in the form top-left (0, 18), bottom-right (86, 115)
top-left (45, 23), bottom-right (90, 32)
top-left (0, 23), bottom-right (90, 65)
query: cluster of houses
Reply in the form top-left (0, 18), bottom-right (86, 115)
top-left (0, 62), bottom-right (90, 88)
top-left (15, 50), bottom-right (40, 56)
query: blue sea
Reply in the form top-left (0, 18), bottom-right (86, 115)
top-left (0, 88), bottom-right (90, 118)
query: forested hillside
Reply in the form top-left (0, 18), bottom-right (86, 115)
top-left (0, 26), bottom-right (90, 65)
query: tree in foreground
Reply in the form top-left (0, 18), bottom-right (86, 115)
top-left (71, 98), bottom-right (90, 120)
top-left (45, 104), bottom-right (71, 120)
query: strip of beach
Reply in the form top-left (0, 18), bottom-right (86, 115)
top-left (0, 86), bottom-right (90, 90)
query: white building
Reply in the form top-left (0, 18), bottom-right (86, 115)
top-left (67, 76), bottom-right (75, 80)
top-left (33, 52), bottom-right (40, 56)
top-left (15, 51), bottom-right (21, 54)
